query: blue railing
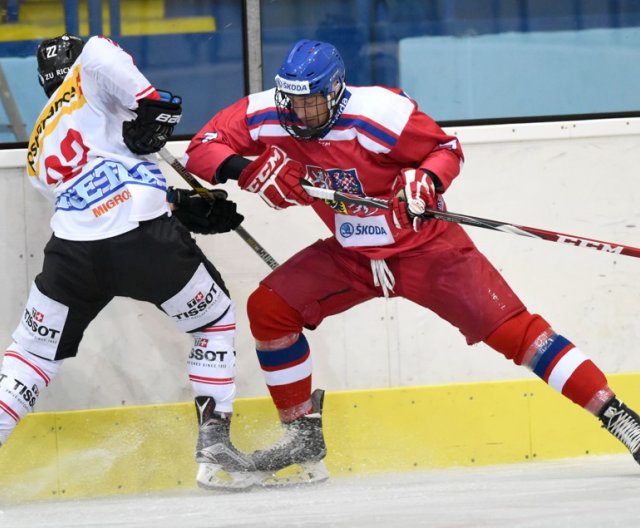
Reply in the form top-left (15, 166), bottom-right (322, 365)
top-left (63, 0), bottom-right (122, 37)
top-left (2, 0), bottom-right (640, 144)
top-left (6, 0), bottom-right (19, 22)
top-left (6, 0), bottom-right (123, 36)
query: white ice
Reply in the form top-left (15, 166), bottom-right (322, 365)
top-left (2, 455), bottom-right (639, 528)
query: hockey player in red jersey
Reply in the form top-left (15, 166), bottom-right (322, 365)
top-left (184, 39), bottom-right (640, 482)
top-left (0, 34), bottom-right (254, 490)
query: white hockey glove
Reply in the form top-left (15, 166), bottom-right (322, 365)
top-left (391, 168), bottom-right (438, 232)
top-left (237, 146), bottom-right (314, 209)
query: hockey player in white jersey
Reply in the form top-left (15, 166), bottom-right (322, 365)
top-left (0, 34), bottom-right (254, 490)
top-left (184, 38), bottom-right (640, 483)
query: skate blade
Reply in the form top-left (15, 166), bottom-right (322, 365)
top-left (196, 463), bottom-right (258, 491)
top-left (257, 461), bottom-right (329, 488)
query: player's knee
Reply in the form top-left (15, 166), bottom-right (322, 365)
top-left (484, 310), bottom-right (551, 365)
top-left (247, 284), bottom-right (303, 342)
top-left (163, 266), bottom-right (232, 333)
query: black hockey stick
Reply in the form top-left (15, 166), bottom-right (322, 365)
top-left (158, 147), bottom-right (279, 270)
top-left (301, 182), bottom-right (640, 259)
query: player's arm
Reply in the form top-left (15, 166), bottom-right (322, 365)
top-left (184, 99), bottom-right (313, 210)
top-left (122, 90), bottom-right (182, 155)
top-left (389, 110), bottom-right (464, 231)
top-left (184, 97), bottom-right (258, 183)
top-left (205, 145), bottom-right (314, 210)
top-left (390, 110), bottom-right (464, 193)
top-left (81, 37), bottom-right (182, 155)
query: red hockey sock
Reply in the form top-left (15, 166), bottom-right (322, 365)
top-left (248, 284), bottom-right (312, 422)
top-left (485, 311), bottom-right (613, 414)
top-left (256, 334), bottom-right (313, 422)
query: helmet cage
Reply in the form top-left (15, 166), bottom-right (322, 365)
top-left (37, 34), bottom-right (84, 98)
top-left (275, 80), bottom-right (345, 140)
top-left (274, 39), bottom-right (346, 140)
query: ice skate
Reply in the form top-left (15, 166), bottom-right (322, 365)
top-left (598, 397), bottom-right (640, 464)
top-left (194, 396), bottom-right (257, 491)
top-left (252, 389), bottom-right (329, 487)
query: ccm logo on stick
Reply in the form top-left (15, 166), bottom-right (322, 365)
top-left (557, 236), bottom-right (623, 254)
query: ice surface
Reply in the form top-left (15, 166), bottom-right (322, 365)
top-left (2, 455), bottom-right (639, 528)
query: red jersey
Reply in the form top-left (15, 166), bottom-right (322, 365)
top-left (185, 85), bottom-right (464, 259)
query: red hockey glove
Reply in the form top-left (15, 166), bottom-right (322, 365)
top-left (237, 146), bottom-right (314, 209)
top-left (391, 169), bottom-right (437, 232)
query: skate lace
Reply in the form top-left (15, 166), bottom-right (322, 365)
top-left (258, 417), bottom-right (321, 456)
top-left (268, 422), bottom-right (307, 450)
top-left (371, 259), bottom-right (395, 298)
top-left (607, 410), bottom-right (640, 453)
top-left (197, 418), bottom-right (232, 449)
top-left (268, 432), bottom-right (296, 454)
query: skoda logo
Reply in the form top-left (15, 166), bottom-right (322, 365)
top-left (340, 222), bottom-right (354, 238)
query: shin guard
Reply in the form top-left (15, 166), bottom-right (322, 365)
top-left (188, 305), bottom-right (237, 414)
top-left (0, 343), bottom-right (62, 444)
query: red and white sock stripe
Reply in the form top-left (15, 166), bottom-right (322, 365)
top-left (0, 400), bottom-right (20, 423)
top-left (4, 350), bottom-right (52, 386)
top-left (188, 374), bottom-right (234, 386)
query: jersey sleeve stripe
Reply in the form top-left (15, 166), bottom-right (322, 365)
top-left (334, 116), bottom-right (398, 149)
top-left (135, 85), bottom-right (156, 100)
top-left (247, 109), bottom-right (280, 127)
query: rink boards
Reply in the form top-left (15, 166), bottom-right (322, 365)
top-left (1, 373), bottom-right (639, 502)
top-left (1, 120), bottom-right (640, 504)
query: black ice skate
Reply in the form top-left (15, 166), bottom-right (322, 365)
top-left (598, 397), bottom-right (640, 465)
top-left (194, 396), bottom-right (257, 490)
top-left (252, 388), bottom-right (329, 487)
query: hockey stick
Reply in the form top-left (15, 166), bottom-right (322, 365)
top-left (301, 182), bottom-right (640, 258)
top-left (158, 147), bottom-right (279, 270)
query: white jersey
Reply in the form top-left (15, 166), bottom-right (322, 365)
top-left (26, 36), bottom-right (170, 241)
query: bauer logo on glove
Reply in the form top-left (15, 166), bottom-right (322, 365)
top-left (122, 90), bottom-right (182, 155)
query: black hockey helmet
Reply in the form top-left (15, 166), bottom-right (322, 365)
top-left (37, 34), bottom-right (85, 98)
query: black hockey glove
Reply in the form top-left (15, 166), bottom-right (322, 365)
top-left (167, 187), bottom-right (244, 234)
top-left (122, 91), bottom-right (182, 155)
